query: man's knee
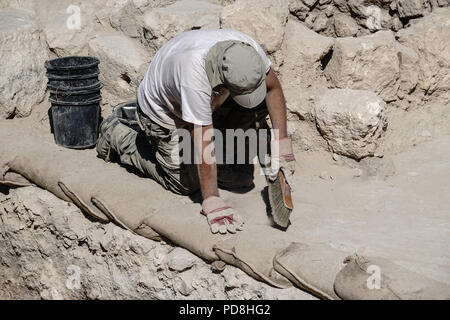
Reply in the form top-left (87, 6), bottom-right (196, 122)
top-left (165, 164), bottom-right (200, 196)
top-left (169, 179), bottom-right (200, 196)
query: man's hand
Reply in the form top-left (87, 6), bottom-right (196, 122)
top-left (201, 196), bottom-right (245, 234)
top-left (192, 125), bottom-right (245, 234)
top-left (269, 137), bottom-right (296, 187)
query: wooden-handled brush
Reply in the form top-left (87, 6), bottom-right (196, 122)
top-left (267, 169), bottom-right (293, 228)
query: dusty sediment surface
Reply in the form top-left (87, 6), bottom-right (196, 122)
top-left (0, 185), bottom-right (315, 300)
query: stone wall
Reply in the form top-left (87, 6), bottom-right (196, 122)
top-left (289, 0), bottom-right (449, 37)
top-left (0, 0), bottom-right (449, 159)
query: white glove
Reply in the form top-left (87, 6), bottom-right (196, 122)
top-left (201, 196), bottom-right (245, 234)
top-left (268, 137), bottom-right (296, 187)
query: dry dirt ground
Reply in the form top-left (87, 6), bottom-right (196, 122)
top-left (228, 102), bottom-right (450, 286)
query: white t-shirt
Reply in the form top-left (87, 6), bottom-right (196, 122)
top-left (137, 29), bottom-right (271, 129)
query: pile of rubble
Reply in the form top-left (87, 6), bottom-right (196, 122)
top-left (290, 0), bottom-right (449, 36)
top-left (0, 186), bottom-right (314, 300)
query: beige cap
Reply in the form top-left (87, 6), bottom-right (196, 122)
top-left (205, 40), bottom-right (267, 109)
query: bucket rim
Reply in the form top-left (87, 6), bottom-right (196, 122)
top-left (45, 56), bottom-right (100, 71)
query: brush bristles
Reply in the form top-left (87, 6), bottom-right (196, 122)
top-left (268, 175), bottom-right (292, 228)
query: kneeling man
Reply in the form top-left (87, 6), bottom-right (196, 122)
top-left (97, 29), bottom-right (295, 234)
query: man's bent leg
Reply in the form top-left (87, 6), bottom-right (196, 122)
top-left (136, 107), bottom-right (200, 195)
top-left (97, 103), bottom-right (199, 195)
top-left (109, 123), bottom-right (169, 189)
top-left (108, 122), bottom-right (200, 195)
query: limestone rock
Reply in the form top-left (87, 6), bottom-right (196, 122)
top-left (279, 20), bottom-right (334, 152)
top-left (305, 10), bottom-right (319, 29)
top-left (221, 0), bottom-right (289, 53)
top-left (289, 0), bottom-right (310, 20)
top-left (435, 0), bottom-right (450, 6)
top-left (320, 0), bottom-right (333, 4)
top-left (313, 12), bottom-right (331, 31)
top-left (351, 2), bottom-right (393, 30)
top-left (348, 0), bottom-right (393, 14)
top-left (396, 43), bottom-right (419, 100)
top-left (288, 0), bottom-right (407, 36)
top-left (396, 0), bottom-right (425, 18)
top-left (333, 12), bottom-right (360, 36)
top-left (88, 33), bottom-right (150, 102)
top-left (36, 0), bottom-right (104, 57)
top-left (285, 86), bottom-right (331, 152)
top-left (109, 0), bottom-right (149, 39)
top-left (142, 0), bottom-right (221, 51)
top-left (280, 20), bottom-right (333, 143)
top-left (391, 15), bottom-right (404, 31)
top-left (0, 9), bottom-right (48, 119)
top-left (396, 8), bottom-right (450, 101)
top-left (334, 0), bottom-right (351, 13)
top-left (314, 89), bottom-right (387, 160)
top-left (324, 30), bottom-right (400, 102)
top-left (303, 0), bottom-right (319, 7)
top-left (164, 247), bottom-right (198, 272)
top-left (324, 4), bottom-right (335, 17)
top-left (177, 270), bottom-right (195, 296)
top-left (280, 20), bottom-right (333, 89)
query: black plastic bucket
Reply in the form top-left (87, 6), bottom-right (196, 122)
top-left (45, 56), bottom-right (100, 70)
top-left (46, 71), bottom-right (99, 81)
top-left (49, 91), bottom-right (101, 103)
top-left (49, 95), bottom-right (102, 106)
top-left (48, 83), bottom-right (103, 95)
top-left (48, 78), bottom-right (101, 91)
top-left (50, 103), bottom-right (100, 149)
top-left (46, 55), bottom-right (102, 149)
top-left (45, 56), bottom-right (100, 79)
top-left (49, 87), bottom-right (102, 97)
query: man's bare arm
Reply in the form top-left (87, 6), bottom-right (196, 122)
top-left (265, 68), bottom-right (288, 140)
top-left (264, 68), bottom-right (296, 184)
top-left (191, 124), bottom-right (219, 200)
